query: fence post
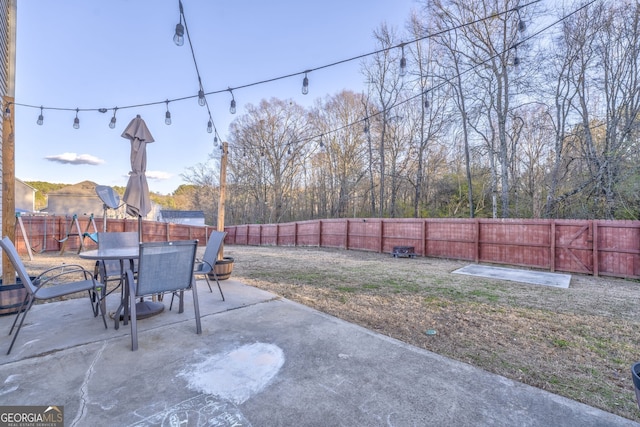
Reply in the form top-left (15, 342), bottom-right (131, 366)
top-left (379, 219), bottom-right (384, 254)
top-left (592, 220), bottom-right (599, 277)
top-left (421, 219), bottom-right (426, 257)
top-left (550, 220), bottom-right (556, 272)
top-left (474, 219), bottom-right (480, 263)
top-left (318, 220), bottom-right (322, 247)
top-left (344, 219), bottom-right (349, 250)
top-left (294, 222), bottom-right (298, 247)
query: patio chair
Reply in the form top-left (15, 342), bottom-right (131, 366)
top-left (0, 236), bottom-right (107, 355)
top-left (125, 240), bottom-right (199, 351)
top-left (170, 231), bottom-right (227, 312)
top-left (93, 232), bottom-right (139, 302)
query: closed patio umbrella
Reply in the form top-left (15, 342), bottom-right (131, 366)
top-left (121, 115), bottom-right (163, 317)
top-left (122, 115), bottom-right (154, 242)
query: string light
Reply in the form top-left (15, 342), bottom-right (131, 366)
top-left (109, 107), bottom-right (117, 129)
top-left (173, 1), bottom-right (185, 46)
top-left (37, 106), bottom-right (44, 125)
top-left (423, 90), bottom-right (430, 109)
top-left (165, 100), bottom-right (172, 125)
top-left (207, 119), bottom-right (213, 133)
top-left (4, 104), bottom-right (10, 119)
top-left (198, 88), bottom-right (205, 106)
top-left (363, 117), bottom-right (370, 134)
top-left (228, 88), bottom-right (236, 114)
top-left (13, 0), bottom-right (555, 151)
top-left (399, 43), bottom-right (407, 77)
top-left (302, 71), bottom-right (309, 95)
top-left (517, 6), bottom-right (526, 32)
top-left (73, 108), bottom-right (80, 129)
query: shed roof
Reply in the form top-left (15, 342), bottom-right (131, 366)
top-left (160, 210), bottom-right (205, 219)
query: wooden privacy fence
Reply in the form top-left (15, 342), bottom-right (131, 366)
top-left (11, 215), bottom-right (217, 255)
top-left (10, 216), bottom-right (640, 280)
top-left (224, 218), bottom-right (640, 280)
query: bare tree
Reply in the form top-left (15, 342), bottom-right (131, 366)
top-left (362, 23), bottom-right (404, 217)
top-left (228, 98), bottom-right (311, 223)
top-left (308, 91), bottom-right (370, 218)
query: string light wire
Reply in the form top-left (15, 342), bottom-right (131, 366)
top-left (10, 0), bottom-right (588, 153)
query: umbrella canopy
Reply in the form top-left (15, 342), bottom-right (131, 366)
top-left (122, 115), bottom-right (155, 219)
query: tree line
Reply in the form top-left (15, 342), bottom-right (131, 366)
top-left (183, 0), bottom-right (640, 225)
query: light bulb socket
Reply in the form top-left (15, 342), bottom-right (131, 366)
top-left (109, 116), bottom-right (117, 129)
top-left (73, 117), bottom-right (80, 129)
top-left (230, 99), bottom-right (236, 114)
top-left (207, 120), bottom-right (213, 133)
top-left (165, 110), bottom-right (172, 125)
top-left (37, 108), bottom-right (44, 125)
top-left (302, 75), bottom-right (309, 95)
top-left (198, 89), bottom-right (206, 106)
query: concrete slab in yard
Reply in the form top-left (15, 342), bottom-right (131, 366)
top-left (453, 264), bottom-right (571, 288)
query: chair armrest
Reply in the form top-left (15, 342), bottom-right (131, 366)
top-left (34, 264), bottom-right (96, 289)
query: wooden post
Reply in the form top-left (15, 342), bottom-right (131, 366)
top-left (217, 142), bottom-right (228, 259)
top-left (2, 96), bottom-right (15, 284)
top-left (2, 0), bottom-right (17, 284)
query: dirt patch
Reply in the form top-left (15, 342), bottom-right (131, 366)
top-left (20, 245), bottom-right (640, 421)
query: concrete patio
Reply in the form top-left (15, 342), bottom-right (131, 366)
top-left (0, 277), bottom-right (637, 426)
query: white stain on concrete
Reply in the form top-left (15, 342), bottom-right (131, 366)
top-left (179, 342), bottom-right (284, 405)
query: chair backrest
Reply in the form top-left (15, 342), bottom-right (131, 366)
top-left (97, 232), bottom-right (138, 249)
top-left (134, 240), bottom-right (197, 297)
top-left (0, 237), bottom-right (36, 295)
top-left (202, 231), bottom-right (227, 264)
top-left (97, 232), bottom-right (139, 277)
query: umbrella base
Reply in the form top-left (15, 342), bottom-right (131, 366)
top-left (120, 300), bottom-right (164, 320)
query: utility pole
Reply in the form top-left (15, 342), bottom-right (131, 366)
top-left (216, 142), bottom-right (227, 259)
top-left (2, 0), bottom-right (17, 284)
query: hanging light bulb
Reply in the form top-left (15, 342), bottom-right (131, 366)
top-left (3, 104), bottom-right (10, 119)
top-left (518, 19), bottom-right (526, 32)
top-left (516, 6), bottom-right (526, 32)
top-left (198, 89), bottom-right (205, 106)
top-left (363, 117), bottom-right (370, 134)
top-left (73, 108), bottom-right (80, 129)
top-left (109, 107), bottom-right (117, 129)
top-left (302, 71), bottom-right (309, 95)
top-left (423, 90), bottom-right (430, 109)
top-left (513, 45), bottom-right (521, 67)
top-left (174, 22), bottom-right (184, 46)
top-left (37, 106), bottom-right (44, 125)
top-left (173, 2), bottom-right (185, 46)
top-left (229, 89), bottom-right (236, 114)
top-left (207, 119), bottom-right (213, 133)
top-left (399, 44), bottom-right (407, 77)
top-left (214, 135), bottom-right (218, 145)
top-left (165, 100), bottom-right (172, 125)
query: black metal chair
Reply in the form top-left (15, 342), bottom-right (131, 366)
top-left (0, 236), bottom-right (107, 355)
top-left (125, 240), bottom-right (199, 351)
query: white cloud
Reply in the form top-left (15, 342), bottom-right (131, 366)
top-left (122, 170), bottom-right (172, 181)
top-left (145, 171), bottom-right (173, 180)
top-left (45, 153), bottom-right (105, 165)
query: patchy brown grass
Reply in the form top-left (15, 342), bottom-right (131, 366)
top-left (226, 245), bottom-right (640, 422)
top-left (23, 245), bottom-right (640, 421)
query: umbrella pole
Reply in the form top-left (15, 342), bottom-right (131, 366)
top-left (138, 215), bottom-right (142, 243)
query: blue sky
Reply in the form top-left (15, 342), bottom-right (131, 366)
top-left (14, 0), bottom-right (418, 194)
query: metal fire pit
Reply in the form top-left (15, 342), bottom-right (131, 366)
top-left (392, 246), bottom-right (416, 258)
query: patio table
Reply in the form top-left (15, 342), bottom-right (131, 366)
top-left (79, 247), bottom-right (164, 329)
